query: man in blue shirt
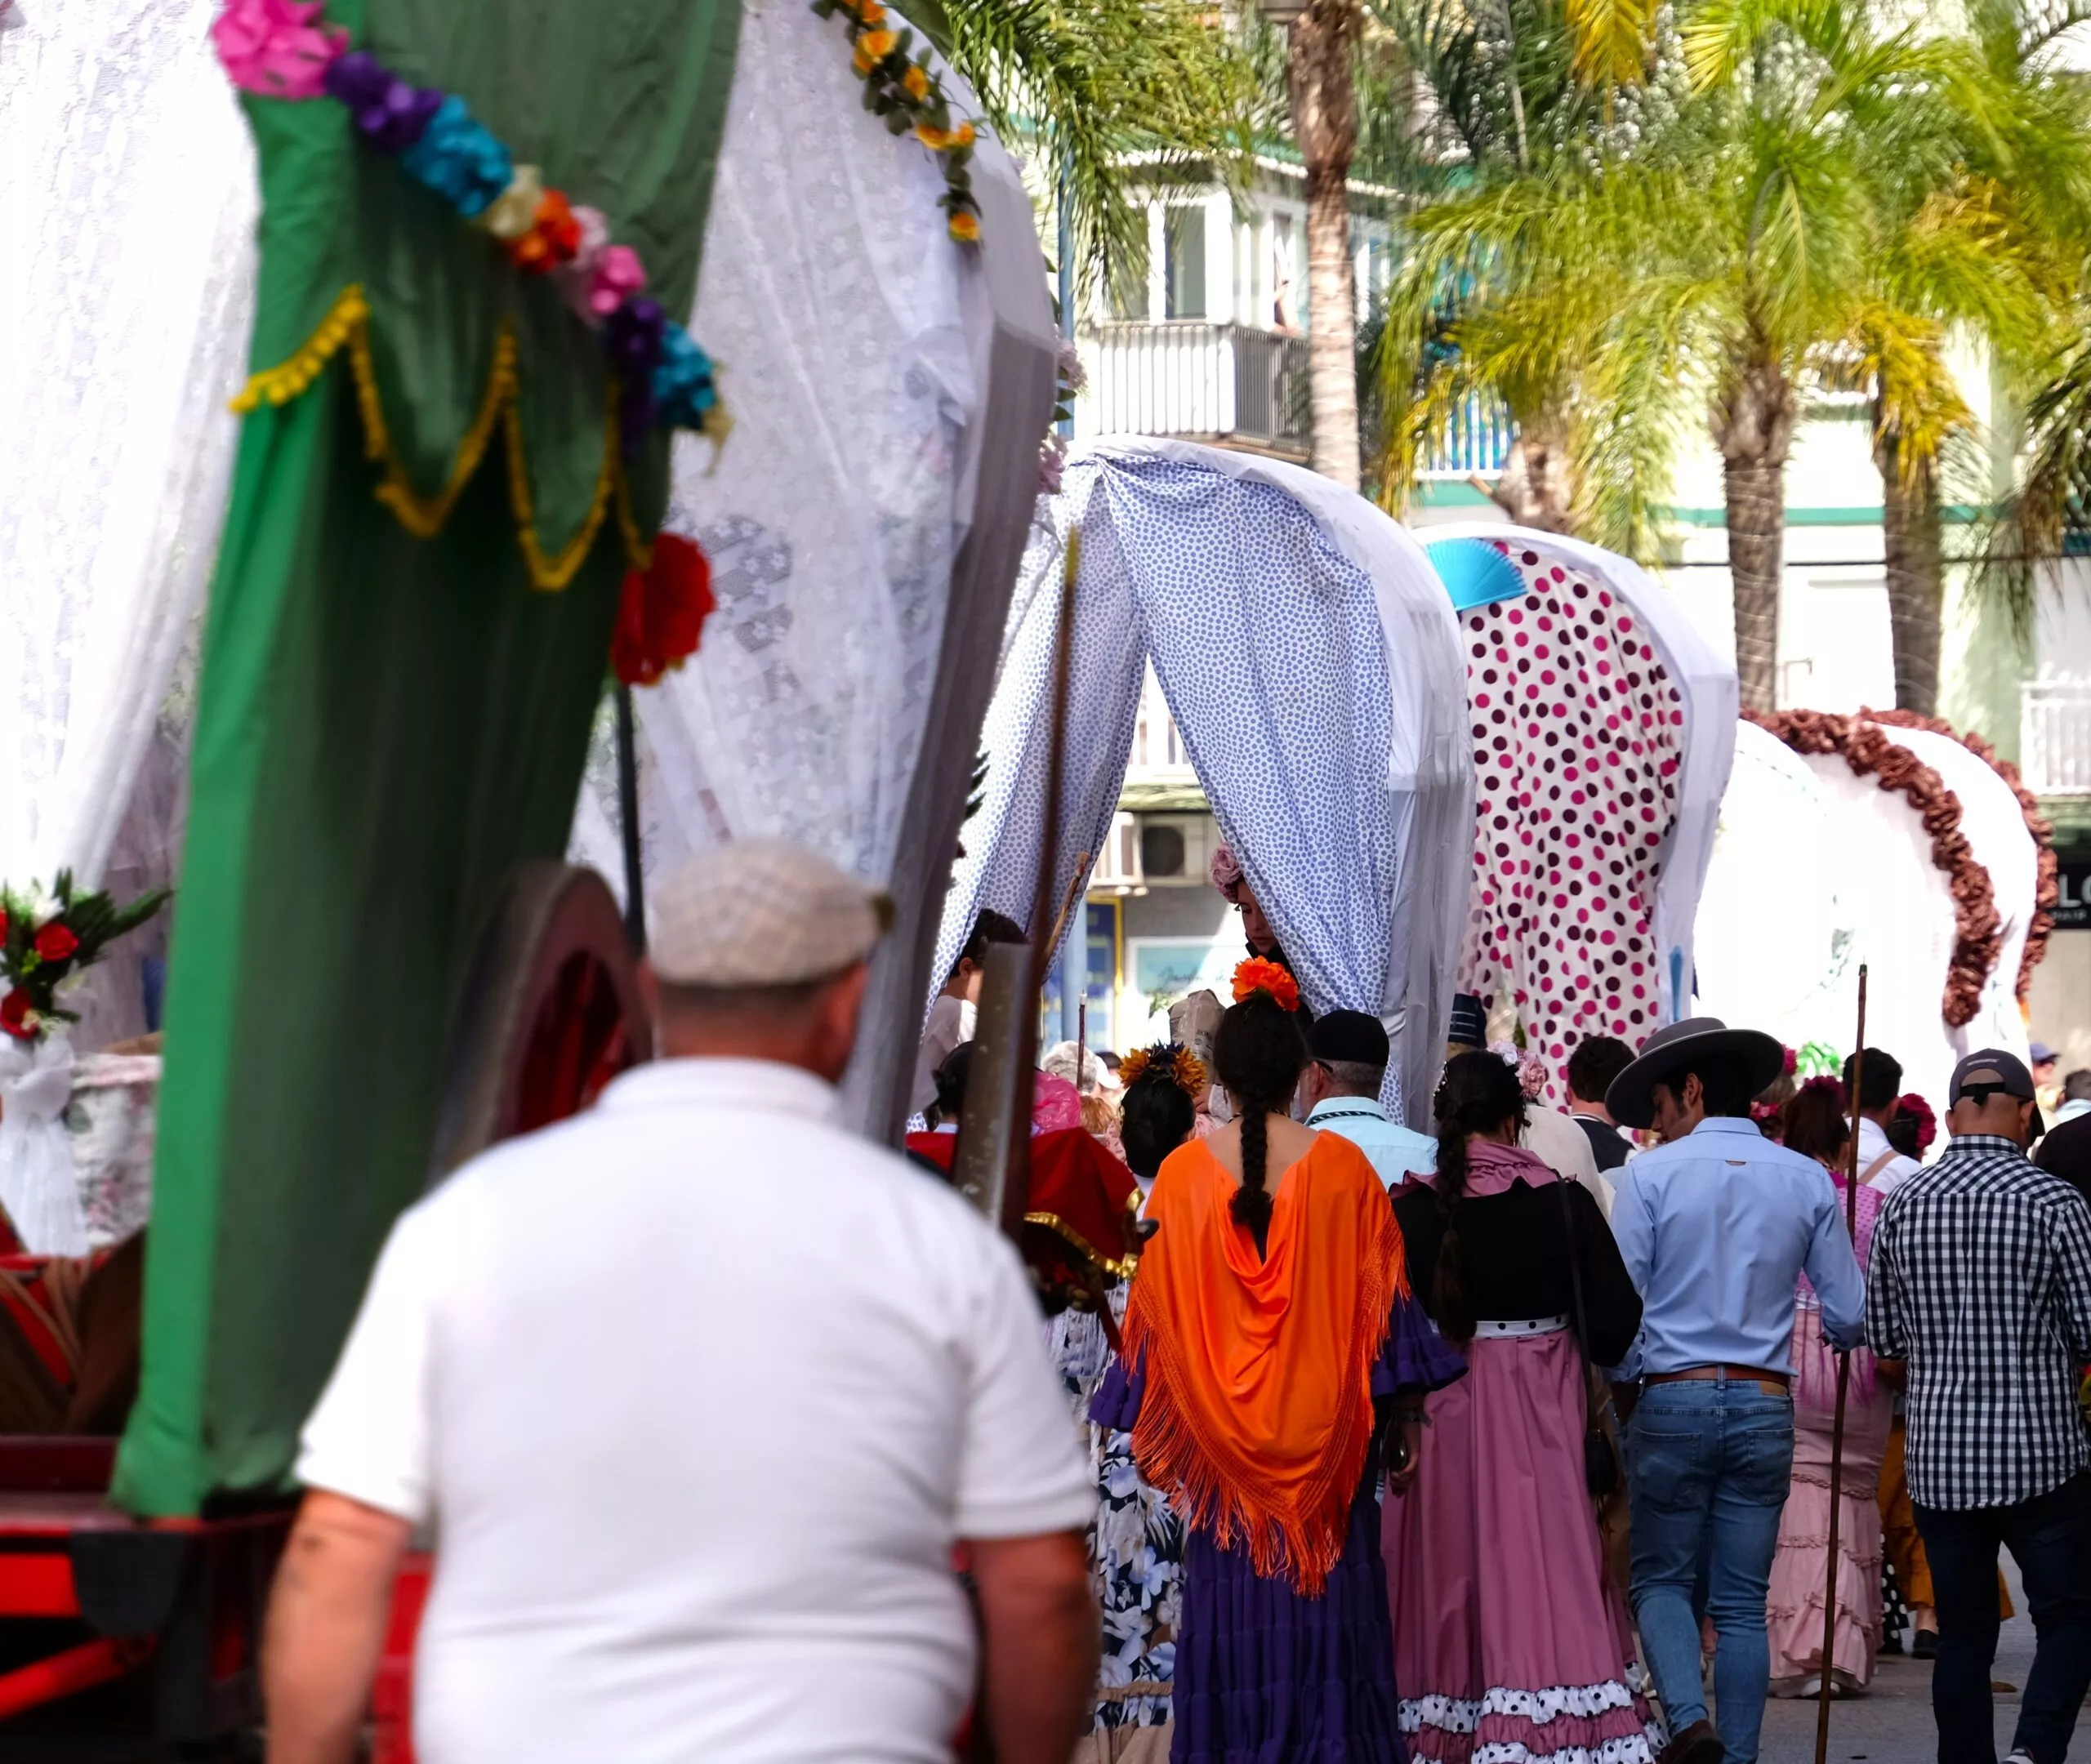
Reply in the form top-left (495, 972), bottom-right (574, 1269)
top-left (1607, 1018), bottom-right (1867, 1764)
top-left (1299, 1011), bottom-right (1438, 1188)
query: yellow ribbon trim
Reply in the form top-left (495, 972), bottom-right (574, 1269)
top-left (230, 282), bottom-right (654, 593)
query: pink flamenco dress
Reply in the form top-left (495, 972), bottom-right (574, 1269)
top-left (1768, 1174), bottom-right (1889, 1693)
top-left (1384, 1141), bottom-right (1662, 1764)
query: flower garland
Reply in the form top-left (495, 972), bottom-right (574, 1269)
top-left (211, 0), bottom-right (724, 453)
top-left (1861, 706), bottom-right (2060, 1004)
top-left (1, 875), bottom-right (170, 1045)
top-left (1232, 957), bottom-right (1300, 1013)
top-left (809, 0), bottom-right (983, 244)
top-left (1747, 707), bottom-right (2001, 1029)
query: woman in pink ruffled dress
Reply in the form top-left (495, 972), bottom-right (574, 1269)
top-left (1767, 1078), bottom-right (1892, 1697)
top-left (1384, 1052), bottom-right (1661, 1764)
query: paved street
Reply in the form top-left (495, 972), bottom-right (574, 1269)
top-left (1756, 1561), bottom-right (2033, 1762)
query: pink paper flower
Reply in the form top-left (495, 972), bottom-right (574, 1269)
top-left (552, 205), bottom-right (611, 322)
top-left (586, 244), bottom-right (648, 319)
top-left (212, 0), bottom-right (346, 99)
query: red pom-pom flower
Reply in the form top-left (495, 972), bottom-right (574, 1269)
top-left (611, 532), bottom-right (715, 688)
top-left (1232, 956), bottom-right (1300, 1013)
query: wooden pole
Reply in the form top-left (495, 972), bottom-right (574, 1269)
top-left (613, 684), bottom-right (646, 955)
top-left (1814, 964), bottom-right (1868, 1764)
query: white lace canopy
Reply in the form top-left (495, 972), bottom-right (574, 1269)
top-left (568, 0), bottom-right (1058, 1139)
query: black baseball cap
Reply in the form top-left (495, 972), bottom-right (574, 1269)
top-left (1949, 1049), bottom-right (2036, 1104)
top-left (1948, 1049), bottom-right (2045, 1135)
top-left (1310, 1010), bottom-right (1390, 1068)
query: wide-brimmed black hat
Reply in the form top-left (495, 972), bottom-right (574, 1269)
top-left (1606, 1016), bottom-right (1786, 1130)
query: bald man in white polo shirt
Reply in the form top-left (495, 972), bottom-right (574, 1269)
top-left (263, 840), bottom-right (1099, 1764)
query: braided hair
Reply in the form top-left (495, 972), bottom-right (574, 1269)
top-left (1429, 1049), bottom-right (1528, 1343)
top-left (1211, 990), bottom-right (1310, 1253)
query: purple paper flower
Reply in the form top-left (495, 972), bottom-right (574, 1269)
top-left (323, 51), bottom-right (442, 154)
top-left (604, 297), bottom-right (667, 449)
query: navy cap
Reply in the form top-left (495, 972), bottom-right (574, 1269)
top-left (1310, 1010), bottom-right (1390, 1068)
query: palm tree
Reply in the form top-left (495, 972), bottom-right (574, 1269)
top-left (1288, 0), bottom-right (1367, 488)
top-left (907, 0), bottom-right (1260, 302)
top-left (1688, 0), bottom-right (2089, 713)
top-left (1375, 0), bottom-right (2034, 711)
top-left (1362, 0), bottom-right (1687, 546)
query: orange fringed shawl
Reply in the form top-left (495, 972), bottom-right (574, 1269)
top-left (1121, 1133), bottom-right (1407, 1595)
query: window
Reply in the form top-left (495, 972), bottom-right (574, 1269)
top-left (1166, 206), bottom-right (1206, 319)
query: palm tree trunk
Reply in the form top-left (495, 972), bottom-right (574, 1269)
top-left (1491, 415), bottom-right (1573, 530)
top-left (1287, 0), bottom-right (1361, 490)
top-left (1876, 427), bottom-right (1944, 715)
top-left (1714, 346), bottom-right (1795, 711)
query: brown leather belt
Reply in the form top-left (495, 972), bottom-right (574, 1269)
top-left (1645, 1365), bottom-right (1790, 1397)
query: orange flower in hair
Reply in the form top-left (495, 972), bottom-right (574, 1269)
top-left (1232, 956), bottom-right (1300, 1013)
top-left (1121, 1042), bottom-right (1207, 1097)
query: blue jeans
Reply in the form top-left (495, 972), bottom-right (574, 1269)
top-left (1628, 1378), bottom-right (1795, 1764)
top-left (1915, 1472), bottom-right (2091, 1764)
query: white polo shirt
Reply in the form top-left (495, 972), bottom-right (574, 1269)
top-left (297, 1058), bottom-right (1093, 1764)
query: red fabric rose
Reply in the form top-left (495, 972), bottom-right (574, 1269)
top-left (32, 921), bottom-right (78, 963)
top-left (0, 990), bottom-right (35, 1041)
top-left (611, 533), bottom-right (715, 688)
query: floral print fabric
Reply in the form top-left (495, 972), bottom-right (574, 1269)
top-left (1050, 1303), bottom-right (1182, 1733)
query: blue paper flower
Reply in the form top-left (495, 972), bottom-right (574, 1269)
top-left (652, 323), bottom-right (719, 429)
top-left (399, 94), bottom-right (511, 218)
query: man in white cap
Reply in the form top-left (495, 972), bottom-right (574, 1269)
top-left (263, 840), bottom-right (1099, 1764)
top-left (1605, 1017), bottom-right (1866, 1764)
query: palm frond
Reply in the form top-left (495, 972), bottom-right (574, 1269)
top-left (942, 0), bottom-right (1259, 296)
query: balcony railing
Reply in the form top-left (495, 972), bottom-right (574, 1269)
top-left (1080, 322), bottom-right (1310, 458)
top-left (2022, 678), bottom-right (2091, 795)
top-left (1420, 395), bottom-right (1514, 479)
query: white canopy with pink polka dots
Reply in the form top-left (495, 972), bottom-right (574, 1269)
top-left (1420, 526), bottom-right (1738, 1104)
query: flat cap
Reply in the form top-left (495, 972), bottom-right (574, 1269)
top-left (651, 839), bottom-right (890, 987)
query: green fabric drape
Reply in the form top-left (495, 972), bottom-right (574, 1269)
top-left (112, 0), bottom-right (740, 1517)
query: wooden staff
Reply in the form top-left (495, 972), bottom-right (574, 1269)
top-left (1814, 964), bottom-right (1868, 1764)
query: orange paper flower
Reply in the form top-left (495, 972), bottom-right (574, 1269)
top-left (1121, 1042), bottom-right (1208, 1096)
top-left (1232, 957), bottom-right (1300, 1013)
top-left (947, 210), bottom-right (980, 243)
top-left (903, 63), bottom-right (930, 100)
top-left (506, 188), bottom-right (584, 274)
top-left (854, 28), bottom-right (897, 70)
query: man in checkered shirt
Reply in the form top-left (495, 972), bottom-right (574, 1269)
top-left (1867, 1049), bottom-right (2091, 1764)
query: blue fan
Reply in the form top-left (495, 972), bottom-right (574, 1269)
top-left (1424, 537), bottom-right (1528, 612)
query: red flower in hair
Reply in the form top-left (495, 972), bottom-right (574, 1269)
top-left (1894, 1092), bottom-right (1938, 1156)
top-left (0, 990), bottom-right (36, 1041)
top-left (32, 921), bottom-right (78, 963)
top-left (1232, 957), bottom-right (1300, 1013)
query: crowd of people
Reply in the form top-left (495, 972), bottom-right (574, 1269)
top-left (257, 835), bottom-right (2091, 1764)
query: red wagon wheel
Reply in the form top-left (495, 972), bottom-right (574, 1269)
top-left (427, 862), bottom-right (653, 1183)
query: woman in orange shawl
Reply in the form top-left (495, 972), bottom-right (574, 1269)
top-left (1090, 960), bottom-right (1464, 1762)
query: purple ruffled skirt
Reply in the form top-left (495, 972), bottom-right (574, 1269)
top-left (1093, 1294), bottom-right (1464, 1764)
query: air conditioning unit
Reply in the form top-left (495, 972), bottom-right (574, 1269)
top-left (1137, 813), bottom-right (1211, 883)
top-left (1090, 812), bottom-right (1144, 887)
